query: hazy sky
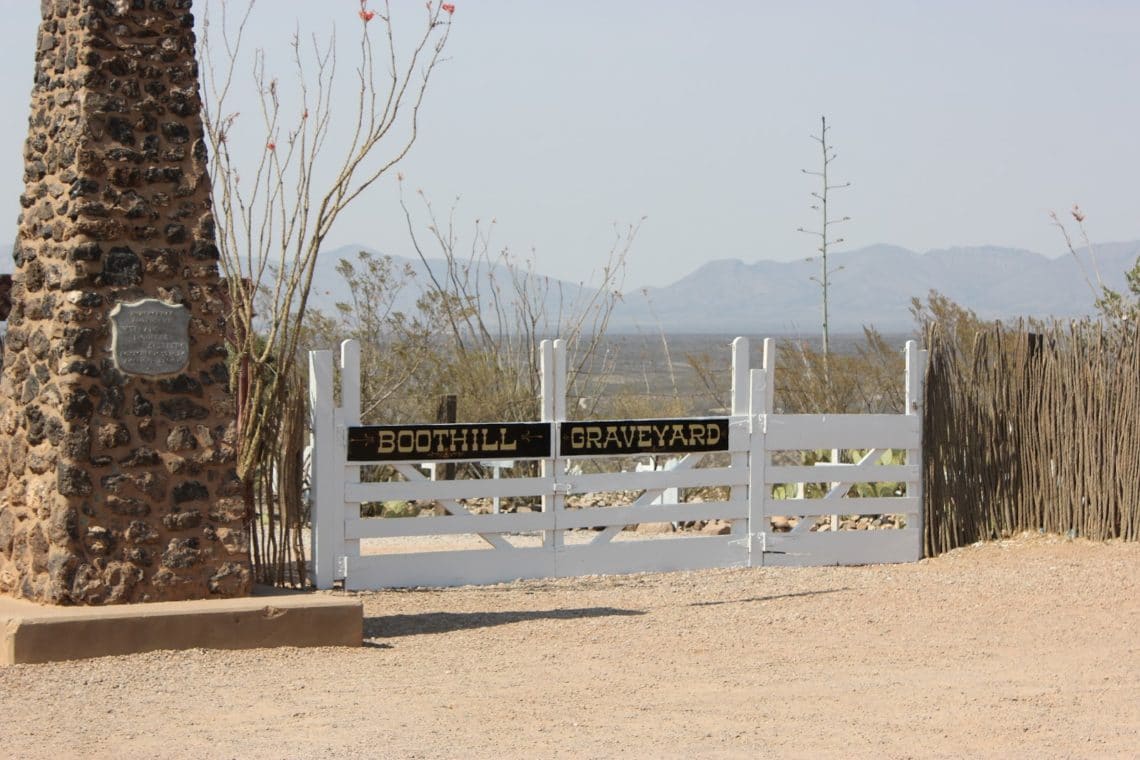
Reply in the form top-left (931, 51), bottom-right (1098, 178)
top-left (0, 1), bottom-right (1137, 288)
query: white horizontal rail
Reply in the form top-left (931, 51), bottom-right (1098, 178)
top-left (348, 511), bottom-right (553, 539)
top-left (347, 467), bottom-right (745, 503)
top-left (347, 499), bottom-right (748, 539)
top-left (764, 414), bottom-right (920, 450)
top-left (346, 476), bottom-right (552, 503)
top-left (557, 499), bottom-right (747, 530)
top-left (766, 464), bottom-right (919, 483)
top-left (551, 535), bottom-right (746, 579)
top-left (567, 468), bottom-right (746, 493)
top-left (761, 528), bottom-right (920, 568)
top-left (762, 496), bottom-right (919, 517)
top-left (345, 548), bottom-right (555, 589)
top-left (343, 534), bottom-right (748, 589)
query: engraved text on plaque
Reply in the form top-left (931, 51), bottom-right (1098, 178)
top-left (109, 299), bottom-right (191, 376)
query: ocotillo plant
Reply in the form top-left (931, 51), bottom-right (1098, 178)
top-left (198, 0), bottom-right (455, 583)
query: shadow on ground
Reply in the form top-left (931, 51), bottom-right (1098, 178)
top-left (685, 587), bottom-right (851, 608)
top-left (365, 606), bottom-right (645, 638)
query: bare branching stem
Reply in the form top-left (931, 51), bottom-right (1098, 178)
top-left (393, 189), bottom-right (637, 422)
top-left (1050, 205), bottom-right (1140, 324)
top-left (797, 115), bottom-right (851, 358)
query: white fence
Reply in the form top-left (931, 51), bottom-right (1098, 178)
top-left (309, 338), bottom-right (926, 589)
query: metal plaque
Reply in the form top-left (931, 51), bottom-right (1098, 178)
top-left (347, 422), bottom-right (552, 462)
top-left (109, 299), bottom-right (191, 376)
top-left (560, 417), bottom-right (730, 457)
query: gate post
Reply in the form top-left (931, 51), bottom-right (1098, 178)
top-left (746, 339), bottom-right (774, 567)
top-left (730, 338), bottom-right (750, 544)
top-left (541, 340), bottom-right (567, 551)
top-left (905, 340), bottom-right (927, 560)
top-left (309, 349), bottom-right (342, 589)
top-left (762, 338), bottom-right (777, 413)
top-left (340, 340), bottom-right (363, 568)
top-left (747, 367), bottom-right (769, 568)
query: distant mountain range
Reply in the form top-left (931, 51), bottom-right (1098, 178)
top-left (308, 241), bottom-right (1140, 335)
top-left (615, 242), bottom-right (1140, 333)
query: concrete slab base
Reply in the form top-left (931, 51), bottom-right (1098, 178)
top-left (1, 586), bottom-right (362, 665)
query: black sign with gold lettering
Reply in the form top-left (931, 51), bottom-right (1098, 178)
top-left (347, 423), bottom-right (551, 462)
top-left (560, 418), bottom-right (730, 457)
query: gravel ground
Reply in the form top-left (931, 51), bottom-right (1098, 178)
top-left (1, 533), bottom-right (1138, 759)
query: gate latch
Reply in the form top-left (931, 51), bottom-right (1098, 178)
top-left (552, 482), bottom-right (573, 494)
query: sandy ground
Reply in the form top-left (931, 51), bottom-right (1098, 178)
top-left (1, 534), bottom-right (1138, 760)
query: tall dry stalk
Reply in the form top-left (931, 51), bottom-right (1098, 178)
top-left (797, 115), bottom-right (851, 359)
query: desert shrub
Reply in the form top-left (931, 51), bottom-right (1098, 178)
top-left (775, 327), bottom-right (906, 414)
top-left (306, 193), bottom-right (639, 427)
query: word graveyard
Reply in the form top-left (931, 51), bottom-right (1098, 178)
top-left (560, 418), bottom-right (728, 456)
top-left (346, 418), bottom-right (730, 463)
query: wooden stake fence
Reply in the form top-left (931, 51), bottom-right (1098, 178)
top-left (924, 321), bottom-right (1140, 555)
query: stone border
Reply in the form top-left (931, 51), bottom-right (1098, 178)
top-left (1, 587), bottom-right (361, 665)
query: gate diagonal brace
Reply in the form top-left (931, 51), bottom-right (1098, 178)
top-left (392, 463), bottom-right (515, 551)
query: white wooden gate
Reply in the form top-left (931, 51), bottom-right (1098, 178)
top-left (750, 340), bottom-right (926, 566)
top-left (309, 338), bottom-right (926, 589)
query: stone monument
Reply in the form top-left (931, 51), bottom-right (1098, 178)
top-left (0, 0), bottom-right (251, 604)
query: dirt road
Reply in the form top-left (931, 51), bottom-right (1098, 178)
top-left (2, 534), bottom-right (1137, 759)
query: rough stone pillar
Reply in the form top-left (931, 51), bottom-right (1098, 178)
top-left (0, 0), bottom-right (251, 604)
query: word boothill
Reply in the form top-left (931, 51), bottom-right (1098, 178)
top-left (347, 423), bottom-right (551, 461)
